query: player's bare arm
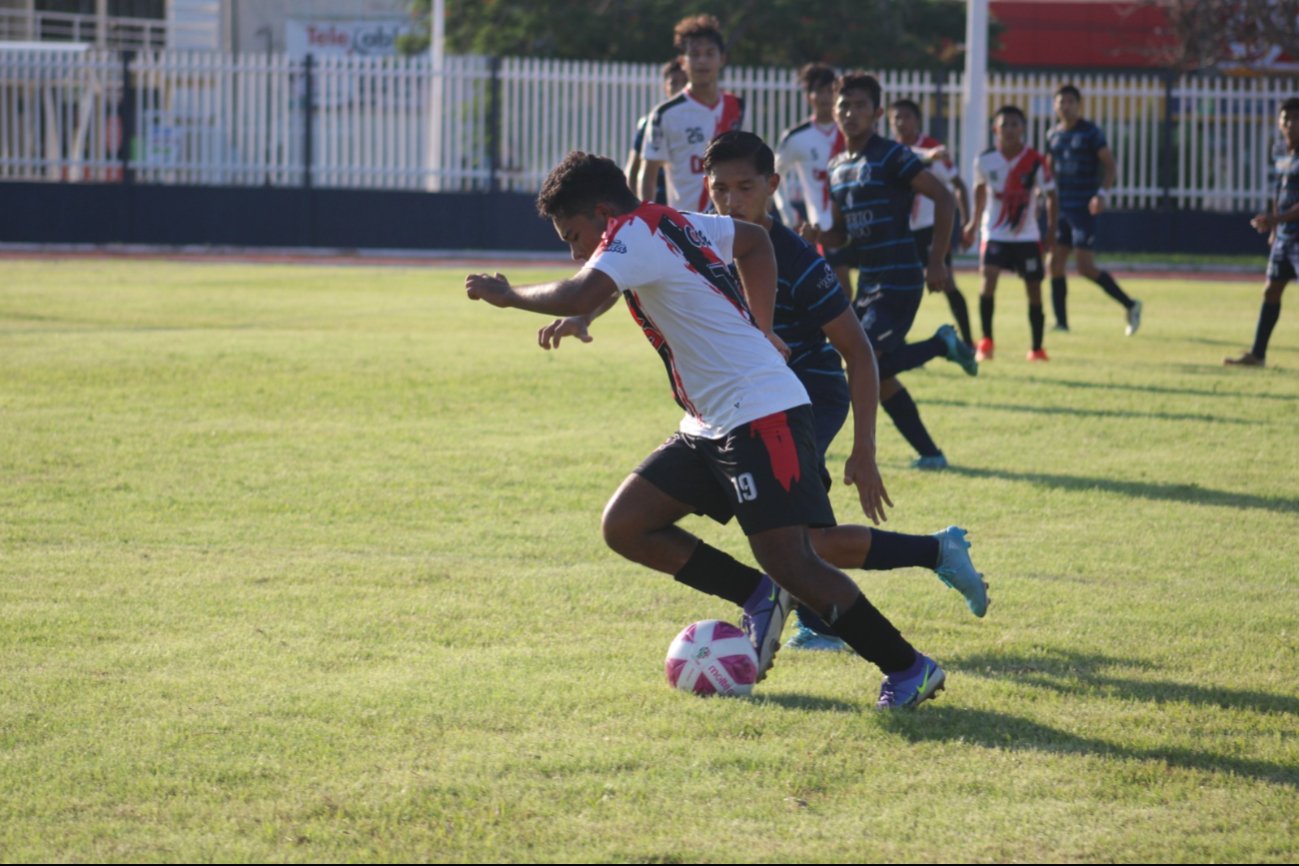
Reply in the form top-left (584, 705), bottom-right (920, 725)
top-left (537, 289), bottom-right (621, 350)
top-left (637, 158), bottom-right (667, 202)
top-left (1046, 188), bottom-right (1060, 243)
top-left (952, 175), bottom-right (972, 233)
top-left (730, 219), bottom-right (787, 357)
top-left (1092, 146), bottom-right (1117, 215)
top-left (465, 268), bottom-right (620, 318)
top-left (821, 307), bottom-right (892, 525)
top-left (912, 169), bottom-right (954, 292)
top-left (963, 183), bottom-right (987, 249)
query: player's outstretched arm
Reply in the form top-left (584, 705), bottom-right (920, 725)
top-left (465, 269), bottom-right (620, 318)
top-left (912, 169), bottom-right (954, 292)
top-left (537, 290), bottom-right (621, 350)
top-left (821, 307), bottom-right (891, 525)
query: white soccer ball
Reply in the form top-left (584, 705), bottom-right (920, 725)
top-left (664, 619), bottom-right (759, 696)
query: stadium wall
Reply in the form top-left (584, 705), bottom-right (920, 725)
top-left (0, 182), bottom-right (558, 251)
top-left (0, 180), bottom-right (1264, 256)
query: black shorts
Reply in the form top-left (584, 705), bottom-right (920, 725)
top-left (1055, 209), bottom-right (1097, 250)
top-left (1267, 237), bottom-right (1299, 282)
top-left (982, 240), bottom-right (1046, 281)
top-left (634, 404), bottom-right (837, 536)
top-left (912, 225), bottom-right (954, 268)
top-left (853, 288), bottom-right (923, 356)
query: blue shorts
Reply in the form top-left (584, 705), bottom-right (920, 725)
top-left (1267, 237), bottom-right (1299, 282)
top-left (798, 368), bottom-right (850, 461)
top-left (1055, 209), bottom-right (1097, 250)
top-left (854, 288), bottom-right (923, 356)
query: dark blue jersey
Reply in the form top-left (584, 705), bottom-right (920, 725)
top-left (1274, 152), bottom-right (1299, 242)
top-left (767, 222), bottom-right (850, 379)
top-left (828, 134), bottom-right (925, 293)
top-left (1047, 119), bottom-right (1108, 212)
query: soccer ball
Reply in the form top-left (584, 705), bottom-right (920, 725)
top-left (664, 619), bottom-right (759, 696)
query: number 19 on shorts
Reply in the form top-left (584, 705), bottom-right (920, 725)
top-left (730, 473), bottom-right (758, 502)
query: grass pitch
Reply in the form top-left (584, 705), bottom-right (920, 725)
top-left (1, 257), bottom-right (1296, 863)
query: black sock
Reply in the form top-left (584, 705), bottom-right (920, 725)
top-left (881, 387), bottom-right (941, 457)
top-left (1252, 301), bottom-right (1282, 359)
top-left (674, 542), bottom-right (763, 607)
top-left (980, 294), bottom-right (995, 340)
top-left (877, 336), bottom-right (944, 379)
top-left (827, 594), bottom-right (917, 673)
top-left (1029, 303), bottom-right (1045, 351)
top-left (862, 529), bottom-right (941, 571)
top-left (946, 287), bottom-right (975, 346)
top-left (1051, 276), bottom-right (1068, 327)
top-left (795, 604), bottom-right (836, 635)
top-left (1092, 271), bottom-right (1134, 308)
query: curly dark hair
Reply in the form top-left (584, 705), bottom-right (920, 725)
top-left (673, 14), bottom-right (725, 54)
top-left (535, 151), bottom-right (639, 220)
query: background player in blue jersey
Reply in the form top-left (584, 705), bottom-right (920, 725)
top-left (804, 72), bottom-right (977, 472)
top-left (625, 59), bottom-right (688, 206)
top-left (1046, 84), bottom-right (1143, 336)
top-left (1226, 97), bottom-right (1299, 367)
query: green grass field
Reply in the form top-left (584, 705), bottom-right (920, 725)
top-left (2, 258), bottom-right (1296, 863)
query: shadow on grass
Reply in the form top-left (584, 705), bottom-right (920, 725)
top-left (942, 465), bottom-right (1299, 515)
top-left (952, 648), bottom-right (1299, 717)
top-left (882, 704), bottom-right (1298, 790)
top-left (926, 398), bottom-right (1259, 426)
top-left (1020, 375), bottom-right (1299, 403)
top-left (750, 692), bottom-right (860, 713)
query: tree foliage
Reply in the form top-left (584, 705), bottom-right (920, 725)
top-left (1145, 0), bottom-right (1299, 71)
top-left (398, 0), bottom-right (984, 71)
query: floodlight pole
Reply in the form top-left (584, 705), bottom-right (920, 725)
top-left (961, 0), bottom-right (989, 189)
top-left (428, 0), bottom-right (445, 191)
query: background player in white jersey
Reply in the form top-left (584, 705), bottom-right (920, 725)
top-left (888, 98), bottom-right (975, 348)
top-left (773, 63), bottom-right (854, 298)
top-left (624, 59), bottom-right (688, 205)
top-left (963, 105), bottom-right (1059, 362)
top-left (637, 15), bottom-right (744, 211)
top-left (467, 151), bottom-right (949, 709)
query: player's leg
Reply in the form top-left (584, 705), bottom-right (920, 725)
top-left (1023, 244), bottom-right (1048, 360)
top-left (977, 259), bottom-right (1002, 361)
top-left (1075, 246), bottom-right (1141, 334)
top-left (602, 439), bottom-right (763, 605)
top-left (1049, 216), bottom-right (1074, 330)
top-left (1226, 276), bottom-right (1289, 367)
top-left (945, 273), bottom-right (975, 348)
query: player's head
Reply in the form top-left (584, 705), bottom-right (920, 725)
top-left (1054, 84), bottom-right (1082, 123)
top-left (1279, 97), bottom-right (1299, 149)
top-left (993, 105), bottom-right (1028, 149)
top-left (834, 72), bottom-right (885, 139)
top-left (661, 58), bottom-right (687, 98)
top-left (536, 151), bottom-right (640, 262)
top-left (799, 63), bottom-right (837, 118)
top-left (703, 131), bottom-right (779, 226)
top-left (888, 98), bottom-right (923, 143)
top-left (673, 15), bottom-right (726, 87)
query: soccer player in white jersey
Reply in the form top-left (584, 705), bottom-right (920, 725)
top-left (888, 98), bottom-right (975, 348)
top-left (636, 15), bottom-right (744, 211)
top-left (466, 151), bottom-right (949, 709)
top-left (624, 59), bottom-right (688, 205)
top-left (962, 105), bottom-right (1059, 362)
top-left (773, 63), bottom-right (853, 296)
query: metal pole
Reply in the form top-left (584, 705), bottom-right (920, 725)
top-left (121, 49), bottom-right (135, 185)
top-left (961, 0), bottom-right (989, 183)
top-left (427, 0), bottom-right (445, 191)
top-left (1160, 70), bottom-right (1175, 209)
top-left (488, 54), bottom-right (501, 192)
top-left (303, 54), bottom-right (314, 189)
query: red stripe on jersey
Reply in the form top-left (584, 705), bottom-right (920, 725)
top-left (694, 93), bottom-right (745, 210)
top-left (750, 411), bottom-right (801, 492)
top-left (993, 149), bottom-right (1046, 234)
top-left (917, 134), bottom-right (954, 170)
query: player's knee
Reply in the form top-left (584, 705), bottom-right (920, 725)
top-left (600, 497), bottom-right (643, 554)
top-left (1264, 281), bottom-right (1287, 303)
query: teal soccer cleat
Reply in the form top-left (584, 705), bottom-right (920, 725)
top-left (933, 526), bottom-right (988, 617)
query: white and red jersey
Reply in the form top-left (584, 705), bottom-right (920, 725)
top-left (773, 119), bottom-right (845, 229)
top-left (642, 88), bottom-right (744, 212)
top-left (907, 134), bottom-right (958, 231)
top-left (583, 204), bottom-right (809, 439)
top-left (973, 146), bottom-right (1054, 242)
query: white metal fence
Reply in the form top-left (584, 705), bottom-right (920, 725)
top-left (0, 47), bottom-right (1292, 211)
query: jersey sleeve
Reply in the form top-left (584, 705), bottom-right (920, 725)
top-left (972, 153), bottom-right (988, 187)
top-left (791, 253), bottom-right (850, 330)
top-left (584, 220), bottom-right (656, 294)
top-left (1091, 124), bottom-right (1109, 153)
top-left (888, 141), bottom-right (925, 187)
top-left (642, 107), bottom-right (669, 162)
top-left (685, 212), bottom-right (736, 262)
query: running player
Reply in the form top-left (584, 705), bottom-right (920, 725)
top-left (625, 59), bottom-right (688, 206)
top-left (772, 63), bottom-right (854, 296)
top-left (1226, 97), bottom-right (1299, 367)
top-left (963, 105), bottom-right (1058, 362)
top-left (1046, 84), bottom-right (1142, 335)
top-left (888, 97), bottom-right (976, 347)
top-left (468, 151), bottom-right (950, 709)
top-left (636, 15), bottom-right (744, 211)
top-left (805, 72), bottom-right (977, 472)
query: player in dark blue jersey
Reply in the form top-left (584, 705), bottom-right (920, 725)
top-left (625, 59), bottom-right (687, 206)
top-left (1045, 84), bottom-right (1143, 336)
top-left (701, 130), bottom-right (988, 648)
top-left (804, 72), bottom-right (977, 472)
top-left (1227, 97), bottom-right (1299, 367)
